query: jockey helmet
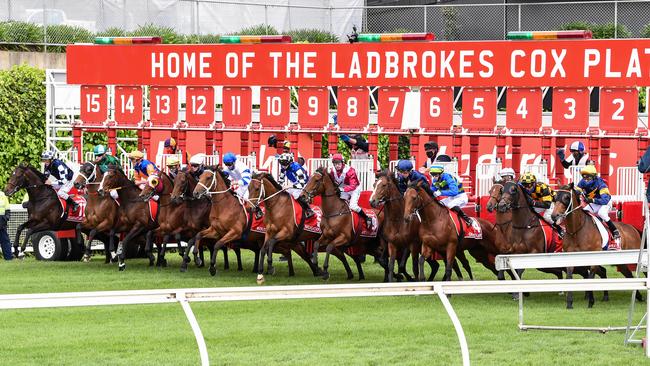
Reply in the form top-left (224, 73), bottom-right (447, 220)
top-left (580, 164), bottom-right (598, 177)
top-left (166, 156), bottom-right (180, 166)
top-left (429, 165), bottom-right (444, 175)
top-left (331, 153), bottom-right (344, 163)
top-left (396, 160), bottom-right (413, 172)
top-left (267, 134), bottom-right (277, 147)
top-left (278, 153), bottom-right (293, 166)
top-left (128, 150), bottom-right (144, 160)
top-left (519, 172), bottom-right (537, 185)
top-left (93, 145), bottom-right (106, 156)
top-left (570, 141), bottom-right (585, 152)
top-left (41, 151), bottom-right (54, 160)
top-left (222, 153), bottom-right (237, 164)
top-left (164, 137), bottom-right (176, 148)
top-left (424, 141), bottom-right (438, 151)
top-left (189, 154), bottom-right (204, 166)
top-left (282, 140), bottom-right (291, 149)
top-left (499, 168), bottom-right (515, 179)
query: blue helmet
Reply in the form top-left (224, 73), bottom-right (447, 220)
top-left (222, 153), bottom-right (237, 164)
top-left (396, 160), bottom-right (413, 172)
top-left (570, 141), bottom-right (585, 152)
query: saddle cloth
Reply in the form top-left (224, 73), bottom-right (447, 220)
top-left (540, 219), bottom-right (563, 253)
top-left (586, 212), bottom-right (620, 250)
top-left (58, 195), bottom-right (86, 222)
top-left (291, 198), bottom-right (322, 234)
top-left (351, 209), bottom-right (379, 237)
top-left (447, 211), bottom-right (482, 240)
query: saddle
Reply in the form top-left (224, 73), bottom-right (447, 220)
top-left (447, 210), bottom-right (482, 240)
top-left (586, 212), bottom-right (621, 251)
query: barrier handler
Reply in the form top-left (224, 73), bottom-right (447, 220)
top-left (0, 278), bottom-right (648, 365)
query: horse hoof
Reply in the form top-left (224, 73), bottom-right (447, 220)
top-left (358, 276), bottom-right (365, 281)
top-left (566, 304), bottom-right (573, 310)
top-left (82, 255), bottom-right (90, 263)
top-left (511, 293), bottom-right (519, 301)
top-left (118, 263), bottom-right (126, 272)
top-left (588, 302), bottom-right (594, 309)
top-left (394, 274), bottom-right (404, 281)
top-left (321, 271), bottom-right (330, 280)
top-left (162, 259), bottom-right (167, 268)
top-left (209, 266), bottom-right (216, 276)
top-left (346, 274), bottom-right (354, 280)
top-left (603, 295), bottom-right (610, 302)
top-left (256, 274), bottom-right (265, 285)
top-left (180, 264), bottom-right (188, 273)
top-left (266, 267), bottom-right (275, 276)
top-left (195, 258), bottom-right (203, 267)
top-left (110, 252), bottom-right (117, 259)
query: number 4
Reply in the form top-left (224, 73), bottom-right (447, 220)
top-left (516, 98), bottom-right (528, 119)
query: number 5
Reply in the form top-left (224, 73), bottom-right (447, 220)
top-left (472, 97), bottom-right (484, 118)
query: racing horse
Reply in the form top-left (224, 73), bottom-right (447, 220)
top-left (74, 162), bottom-right (120, 263)
top-left (551, 183), bottom-right (642, 308)
top-left (403, 181), bottom-right (496, 281)
top-left (370, 170), bottom-right (469, 282)
top-left (4, 164), bottom-right (83, 258)
top-left (98, 167), bottom-right (159, 271)
top-left (191, 168), bottom-right (317, 278)
top-left (300, 167), bottom-right (385, 281)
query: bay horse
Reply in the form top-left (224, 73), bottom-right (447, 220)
top-left (300, 167), bottom-right (385, 281)
top-left (551, 183), bottom-right (642, 308)
top-left (191, 168), bottom-right (316, 278)
top-left (249, 172), bottom-right (350, 283)
top-left (403, 181), bottom-right (496, 281)
top-left (370, 171), bottom-right (468, 282)
top-left (4, 164), bottom-right (83, 258)
top-left (98, 167), bottom-right (159, 271)
top-left (74, 162), bottom-right (119, 263)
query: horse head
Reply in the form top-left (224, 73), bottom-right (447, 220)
top-left (171, 171), bottom-right (194, 204)
top-left (193, 167), bottom-right (230, 199)
top-left (486, 180), bottom-right (504, 212)
top-left (497, 181), bottom-right (526, 213)
top-left (74, 162), bottom-right (98, 189)
top-left (403, 180), bottom-right (431, 223)
top-left (140, 173), bottom-right (170, 201)
top-left (301, 167), bottom-right (338, 204)
top-left (551, 183), bottom-right (580, 224)
top-left (98, 167), bottom-right (128, 196)
top-left (4, 164), bottom-right (47, 197)
top-left (370, 170), bottom-right (399, 209)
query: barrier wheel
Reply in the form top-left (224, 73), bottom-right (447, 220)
top-left (33, 231), bottom-right (64, 261)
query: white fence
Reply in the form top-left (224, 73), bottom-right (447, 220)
top-left (203, 154), bottom-right (220, 166)
top-left (615, 167), bottom-right (645, 203)
top-left (308, 158), bottom-right (331, 175)
top-left (350, 158), bottom-right (376, 191)
top-left (522, 162), bottom-right (548, 184)
top-left (238, 155), bottom-right (257, 172)
top-left (475, 162), bottom-right (502, 197)
top-left (567, 165), bottom-right (586, 184)
top-left (437, 161), bottom-right (460, 179)
top-left (0, 279), bottom-right (647, 366)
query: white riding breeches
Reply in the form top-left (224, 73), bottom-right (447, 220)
top-left (582, 202), bottom-right (612, 222)
top-left (533, 205), bottom-right (555, 224)
top-left (288, 188), bottom-right (302, 199)
top-left (235, 185), bottom-right (249, 200)
top-left (56, 181), bottom-right (73, 200)
top-left (340, 187), bottom-right (362, 213)
top-left (441, 192), bottom-right (469, 209)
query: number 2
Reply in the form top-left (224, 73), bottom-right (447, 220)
top-left (612, 98), bottom-right (624, 121)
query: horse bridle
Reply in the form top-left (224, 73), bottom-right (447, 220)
top-left (405, 186), bottom-right (437, 222)
top-left (370, 178), bottom-right (401, 207)
top-left (78, 163), bottom-right (98, 186)
top-left (194, 170), bottom-right (231, 199)
top-left (554, 188), bottom-right (588, 235)
top-left (303, 171), bottom-right (338, 202)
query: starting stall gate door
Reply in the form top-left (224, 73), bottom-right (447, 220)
top-left (522, 162), bottom-right (548, 184)
top-left (567, 165), bottom-right (586, 184)
top-left (388, 158), bottom-right (416, 173)
top-left (337, 87), bottom-right (369, 130)
top-left (350, 158), bottom-right (375, 191)
top-left (158, 153), bottom-right (184, 173)
top-left (506, 88), bottom-right (542, 131)
top-left (308, 158), bottom-right (331, 176)
top-left (259, 87), bottom-right (291, 128)
top-left (114, 86), bottom-right (143, 127)
top-left (203, 154), bottom-right (220, 166)
top-left (420, 87), bottom-right (454, 130)
top-left (222, 87), bottom-right (252, 127)
top-left (378, 87), bottom-right (408, 130)
top-left (475, 162), bottom-right (502, 197)
top-left (120, 153), bottom-right (134, 178)
top-left (599, 88), bottom-right (639, 134)
top-left (149, 86), bottom-right (179, 127)
top-left (462, 88), bottom-right (497, 130)
top-left (185, 86), bottom-right (215, 128)
top-left (238, 155), bottom-right (257, 171)
top-left (437, 161), bottom-right (460, 180)
top-left (615, 167), bottom-right (645, 202)
top-left (552, 87), bottom-right (590, 132)
top-left (298, 87), bottom-right (329, 129)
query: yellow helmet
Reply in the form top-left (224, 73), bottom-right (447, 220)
top-left (519, 172), bottom-right (537, 185)
top-left (580, 164), bottom-right (597, 176)
top-left (166, 156), bottom-right (180, 166)
top-left (128, 150), bottom-right (144, 159)
top-left (429, 165), bottom-right (444, 174)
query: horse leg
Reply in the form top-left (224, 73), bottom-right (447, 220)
top-left (221, 245), bottom-right (230, 270)
top-left (108, 229), bottom-right (117, 262)
top-left (209, 241), bottom-right (225, 277)
top-left (118, 227), bottom-right (144, 271)
top-left (332, 247), bottom-right (354, 280)
top-left (12, 221), bottom-right (29, 257)
top-left (455, 250), bottom-right (474, 280)
top-left (586, 266), bottom-right (596, 308)
top-left (235, 247), bottom-right (243, 271)
top-left (144, 230), bottom-right (155, 266)
top-left (194, 240), bottom-right (206, 268)
top-left (287, 250), bottom-right (295, 277)
top-left (618, 265), bottom-right (643, 301)
top-left (21, 222), bottom-right (50, 258)
top-left (252, 247), bottom-right (260, 273)
top-left (256, 239), bottom-right (268, 283)
top-left (290, 241), bottom-right (321, 277)
top-left (443, 246), bottom-right (455, 281)
top-left (397, 247), bottom-right (413, 282)
top-left (426, 257), bottom-right (440, 281)
top-left (321, 243), bottom-right (334, 281)
top-left (83, 228), bottom-right (98, 262)
top-left (352, 255), bottom-right (365, 281)
top-left (265, 238), bottom-right (278, 276)
top-left (181, 233), bottom-right (201, 272)
top-left (418, 254), bottom-right (427, 281)
top-left (451, 258), bottom-right (463, 281)
top-left (387, 244), bottom-right (397, 283)
top-left (157, 234), bottom-right (171, 267)
top-left (566, 266), bottom-right (574, 309)
top-left (311, 240), bottom-right (320, 265)
top-left (595, 265), bottom-right (610, 302)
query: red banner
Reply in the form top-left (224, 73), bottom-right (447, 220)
top-left (67, 40), bottom-right (650, 87)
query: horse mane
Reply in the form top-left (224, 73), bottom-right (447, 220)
top-left (26, 165), bottom-right (47, 182)
top-left (252, 171), bottom-right (282, 191)
top-left (214, 166), bottom-right (231, 188)
top-left (408, 179), bottom-right (434, 196)
top-left (108, 166), bottom-right (135, 187)
top-left (376, 169), bottom-right (399, 188)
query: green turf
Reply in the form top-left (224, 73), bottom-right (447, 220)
top-left (0, 251), bottom-right (647, 365)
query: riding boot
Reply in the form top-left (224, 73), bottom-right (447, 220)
top-left (606, 220), bottom-right (621, 240)
top-left (66, 196), bottom-right (79, 212)
top-left (254, 206), bottom-right (263, 220)
top-left (298, 197), bottom-right (315, 219)
top-left (553, 224), bottom-right (565, 239)
top-left (452, 206), bottom-right (473, 227)
top-left (356, 208), bottom-right (373, 230)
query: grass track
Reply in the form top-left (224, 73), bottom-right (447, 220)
top-left (0, 251), bottom-right (647, 365)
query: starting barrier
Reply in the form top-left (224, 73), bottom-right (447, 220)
top-left (349, 158), bottom-right (376, 191)
top-left (522, 162), bottom-right (549, 184)
top-left (475, 162), bottom-right (502, 197)
top-left (615, 167), bottom-right (645, 203)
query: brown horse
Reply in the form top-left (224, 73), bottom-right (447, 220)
top-left (98, 167), bottom-right (159, 271)
top-left (74, 162), bottom-right (119, 263)
top-left (403, 181), bottom-right (496, 281)
top-left (300, 167), bottom-right (384, 281)
top-left (369, 171), bottom-right (467, 282)
top-left (4, 164), bottom-right (83, 258)
top-left (249, 172), bottom-right (346, 284)
top-left (551, 183), bottom-right (642, 308)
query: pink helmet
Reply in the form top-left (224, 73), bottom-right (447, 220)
top-left (332, 153), bottom-right (344, 162)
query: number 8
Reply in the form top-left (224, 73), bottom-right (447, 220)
top-left (347, 97), bottom-right (358, 117)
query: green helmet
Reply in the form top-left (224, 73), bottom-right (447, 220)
top-left (93, 145), bottom-right (106, 156)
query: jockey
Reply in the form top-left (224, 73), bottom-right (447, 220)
top-left (557, 141), bottom-right (590, 169)
top-left (166, 156), bottom-right (180, 179)
top-left (498, 168), bottom-right (516, 183)
top-left (128, 150), bottom-right (161, 193)
top-left (423, 141), bottom-right (439, 169)
top-left (278, 152), bottom-right (314, 218)
top-left (429, 165), bottom-right (475, 228)
top-left (92, 145), bottom-right (119, 173)
top-left (395, 159), bottom-right (428, 195)
top-left (41, 151), bottom-right (77, 212)
top-left (163, 137), bottom-right (177, 155)
top-left (519, 172), bottom-right (564, 238)
top-left (282, 140), bottom-right (292, 155)
top-left (222, 152), bottom-right (252, 199)
top-left (329, 153), bottom-right (373, 229)
top-left (188, 154), bottom-right (205, 180)
top-left (577, 165), bottom-right (620, 240)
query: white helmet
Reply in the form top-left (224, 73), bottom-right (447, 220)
top-left (499, 168), bottom-right (515, 178)
top-left (189, 154), bottom-right (204, 165)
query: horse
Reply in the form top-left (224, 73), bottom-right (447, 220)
top-left (369, 171), bottom-right (468, 282)
top-left (74, 162), bottom-right (119, 263)
top-left (551, 183), bottom-right (642, 308)
top-left (191, 168), bottom-right (315, 278)
top-left (4, 164), bottom-right (83, 258)
top-left (403, 181), bottom-right (496, 281)
top-left (300, 167), bottom-right (385, 281)
top-left (249, 172), bottom-right (349, 284)
top-left (98, 167), bottom-right (159, 271)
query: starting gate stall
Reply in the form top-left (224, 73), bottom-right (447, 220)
top-left (62, 30), bottom-right (650, 218)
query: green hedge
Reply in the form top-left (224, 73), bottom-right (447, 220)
top-left (0, 65), bottom-right (46, 202)
top-left (561, 21), bottom-right (632, 39)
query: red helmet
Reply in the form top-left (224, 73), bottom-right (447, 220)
top-left (332, 153), bottom-right (344, 162)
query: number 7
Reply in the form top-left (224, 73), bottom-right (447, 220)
top-left (388, 96), bottom-right (399, 118)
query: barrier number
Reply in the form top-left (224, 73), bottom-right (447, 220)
top-left (347, 97), bottom-right (358, 117)
top-left (516, 98), bottom-right (527, 119)
top-left (191, 95), bottom-right (206, 115)
top-left (388, 97), bottom-right (399, 117)
top-left (563, 98), bottom-right (576, 119)
top-left (120, 94), bottom-right (134, 114)
top-left (599, 87), bottom-right (638, 133)
top-left (265, 96), bottom-right (282, 116)
top-left (308, 96), bottom-right (318, 116)
top-left (231, 96), bottom-right (241, 115)
top-left (472, 98), bottom-right (484, 118)
top-left (429, 97), bottom-right (441, 117)
top-left (156, 95), bottom-right (170, 114)
top-left (80, 85), bottom-right (108, 124)
top-left (86, 94), bottom-right (100, 112)
top-left (612, 98), bottom-right (624, 121)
